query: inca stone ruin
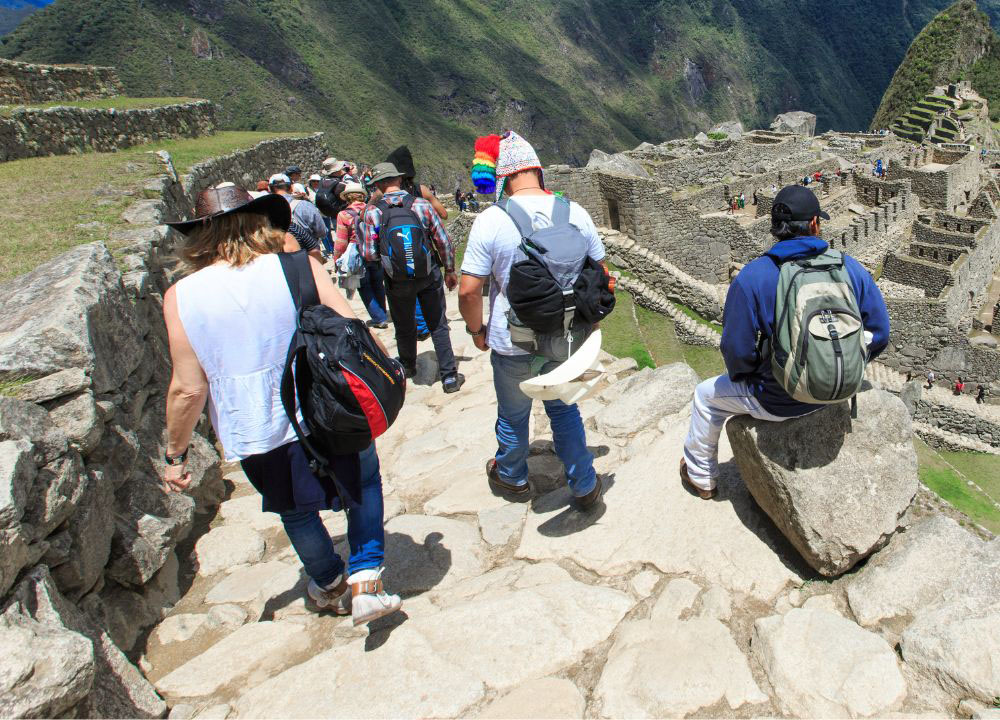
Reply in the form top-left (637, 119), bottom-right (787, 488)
top-left (0, 54), bottom-right (999, 720)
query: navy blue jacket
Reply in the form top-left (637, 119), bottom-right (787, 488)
top-left (720, 236), bottom-right (891, 417)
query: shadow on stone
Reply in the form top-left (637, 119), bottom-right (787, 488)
top-left (714, 460), bottom-right (819, 582)
top-left (533, 474), bottom-right (615, 538)
top-left (364, 608), bottom-right (410, 652)
top-left (380, 530), bottom-right (452, 598)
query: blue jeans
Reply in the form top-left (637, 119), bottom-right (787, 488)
top-left (279, 444), bottom-right (385, 586)
top-left (359, 261), bottom-right (388, 325)
top-left (490, 352), bottom-right (597, 497)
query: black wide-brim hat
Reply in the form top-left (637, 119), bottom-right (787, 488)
top-left (165, 186), bottom-right (292, 236)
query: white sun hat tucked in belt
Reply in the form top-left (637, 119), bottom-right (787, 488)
top-left (519, 330), bottom-right (606, 405)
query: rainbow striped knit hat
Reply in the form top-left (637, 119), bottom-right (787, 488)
top-left (471, 130), bottom-right (543, 198)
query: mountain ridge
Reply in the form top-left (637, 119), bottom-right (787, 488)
top-left (2, 0), bottom-right (998, 181)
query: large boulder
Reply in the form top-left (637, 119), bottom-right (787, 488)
top-left (0, 439), bottom-right (37, 596)
top-left (847, 515), bottom-right (984, 628)
top-left (770, 111), bottom-right (817, 137)
top-left (726, 386), bottom-right (917, 576)
top-left (586, 149), bottom-right (650, 178)
top-left (4, 566), bottom-right (165, 718)
top-left (0, 602), bottom-right (95, 719)
top-left (752, 608), bottom-right (907, 717)
top-left (0, 243), bottom-right (144, 394)
top-left (899, 538), bottom-right (1000, 705)
top-left (709, 120), bottom-right (744, 140)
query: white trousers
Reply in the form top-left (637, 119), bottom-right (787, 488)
top-left (683, 375), bottom-right (791, 491)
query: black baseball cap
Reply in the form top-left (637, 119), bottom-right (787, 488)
top-left (285, 165), bottom-right (302, 175)
top-left (771, 185), bottom-right (830, 222)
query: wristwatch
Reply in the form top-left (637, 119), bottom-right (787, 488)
top-left (466, 325), bottom-right (486, 337)
top-left (164, 446), bottom-right (189, 466)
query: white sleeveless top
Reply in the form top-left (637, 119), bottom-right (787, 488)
top-left (175, 254), bottom-right (299, 461)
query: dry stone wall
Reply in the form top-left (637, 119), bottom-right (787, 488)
top-left (0, 58), bottom-right (122, 105)
top-left (182, 133), bottom-right (329, 201)
top-left (0, 100), bottom-right (217, 162)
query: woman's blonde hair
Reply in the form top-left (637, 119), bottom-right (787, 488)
top-left (181, 211), bottom-right (285, 271)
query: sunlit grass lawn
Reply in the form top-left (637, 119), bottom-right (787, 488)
top-left (915, 438), bottom-right (1000, 535)
top-left (0, 131), bottom-right (309, 281)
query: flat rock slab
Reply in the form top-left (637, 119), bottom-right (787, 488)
top-left (216, 495), bottom-right (283, 533)
top-left (380, 514), bottom-right (486, 595)
top-left (900, 538), bottom-right (1000, 705)
top-left (233, 569), bottom-right (633, 718)
top-left (847, 515), bottom-right (985, 628)
top-left (752, 608), bottom-right (907, 717)
top-left (727, 386), bottom-right (917, 576)
top-left (478, 677), bottom-right (586, 719)
top-left (516, 422), bottom-right (801, 602)
top-left (593, 363), bottom-right (699, 438)
top-left (193, 525), bottom-right (265, 577)
top-left (203, 561), bottom-right (300, 606)
top-left (597, 613), bottom-right (767, 717)
top-left (155, 621), bottom-right (309, 700)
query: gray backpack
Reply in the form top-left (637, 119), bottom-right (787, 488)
top-left (499, 197), bottom-right (604, 362)
top-left (771, 249), bottom-right (868, 404)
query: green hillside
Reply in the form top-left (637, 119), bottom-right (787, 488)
top-left (871, 0), bottom-right (997, 130)
top-left (0, 0), bottom-right (968, 182)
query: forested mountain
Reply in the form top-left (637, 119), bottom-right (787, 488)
top-left (872, 0), bottom-right (1000, 130)
top-left (3, 0), bottom-right (999, 180)
top-left (0, 0), bottom-right (52, 36)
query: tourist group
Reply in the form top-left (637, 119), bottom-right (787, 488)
top-left (160, 130), bottom-right (890, 626)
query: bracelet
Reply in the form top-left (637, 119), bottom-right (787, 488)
top-left (466, 325), bottom-right (486, 337)
top-left (164, 446), bottom-right (190, 466)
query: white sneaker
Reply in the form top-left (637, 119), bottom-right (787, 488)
top-left (306, 576), bottom-right (350, 615)
top-left (347, 567), bottom-right (402, 626)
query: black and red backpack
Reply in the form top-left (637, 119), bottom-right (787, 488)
top-left (278, 251), bottom-right (405, 497)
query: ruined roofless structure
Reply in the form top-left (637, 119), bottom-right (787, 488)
top-left (545, 87), bottom-right (1000, 407)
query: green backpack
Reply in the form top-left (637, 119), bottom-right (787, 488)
top-left (771, 249), bottom-right (868, 404)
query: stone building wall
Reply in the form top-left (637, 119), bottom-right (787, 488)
top-left (0, 100), bottom-right (217, 162)
top-left (0, 58), bottom-right (123, 105)
top-left (888, 150), bottom-right (982, 212)
top-left (0, 133), bottom-right (332, 716)
top-left (881, 252), bottom-right (959, 297)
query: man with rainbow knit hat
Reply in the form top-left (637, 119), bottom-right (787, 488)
top-left (458, 130), bottom-right (605, 510)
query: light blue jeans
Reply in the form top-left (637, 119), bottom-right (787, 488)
top-left (490, 351), bottom-right (597, 497)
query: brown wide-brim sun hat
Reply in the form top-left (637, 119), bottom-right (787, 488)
top-left (165, 185), bottom-right (292, 236)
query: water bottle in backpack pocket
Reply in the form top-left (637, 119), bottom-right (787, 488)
top-left (770, 249), bottom-right (868, 404)
top-left (376, 195), bottom-right (434, 281)
top-left (501, 197), bottom-right (615, 363)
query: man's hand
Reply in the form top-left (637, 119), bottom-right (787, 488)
top-left (473, 333), bottom-right (489, 352)
top-left (162, 462), bottom-right (192, 494)
top-left (444, 271), bottom-right (459, 291)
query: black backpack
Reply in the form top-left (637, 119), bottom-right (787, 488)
top-left (278, 251), bottom-right (406, 502)
top-left (376, 195), bottom-right (434, 281)
top-left (502, 197), bottom-right (616, 361)
top-left (314, 178), bottom-right (345, 218)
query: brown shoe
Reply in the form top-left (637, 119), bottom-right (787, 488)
top-left (487, 459), bottom-right (531, 501)
top-left (573, 475), bottom-right (603, 511)
top-left (680, 458), bottom-right (717, 500)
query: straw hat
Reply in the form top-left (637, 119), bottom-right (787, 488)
top-left (339, 181), bottom-right (367, 201)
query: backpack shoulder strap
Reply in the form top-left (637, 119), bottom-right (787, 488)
top-left (551, 196), bottom-right (571, 226)
top-left (496, 197), bottom-right (535, 239)
top-left (278, 250), bottom-right (321, 310)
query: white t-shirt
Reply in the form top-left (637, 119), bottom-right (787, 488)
top-left (461, 195), bottom-right (605, 356)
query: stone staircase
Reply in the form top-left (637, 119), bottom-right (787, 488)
top-left (614, 274), bottom-right (722, 348)
top-left (600, 230), bottom-right (726, 322)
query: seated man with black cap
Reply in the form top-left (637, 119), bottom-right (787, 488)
top-left (680, 185), bottom-right (890, 499)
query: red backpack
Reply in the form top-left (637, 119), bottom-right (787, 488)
top-left (278, 251), bottom-right (406, 499)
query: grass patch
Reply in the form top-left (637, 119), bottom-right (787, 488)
top-left (602, 291), bottom-right (656, 370)
top-left (0, 375), bottom-right (39, 397)
top-left (0, 131), bottom-right (309, 281)
top-left (915, 438), bottom-right (1000, 534)
top-left (707, 132), bottom-right (728, 141)
top-left (0, 96), bottom-right (198, 116)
